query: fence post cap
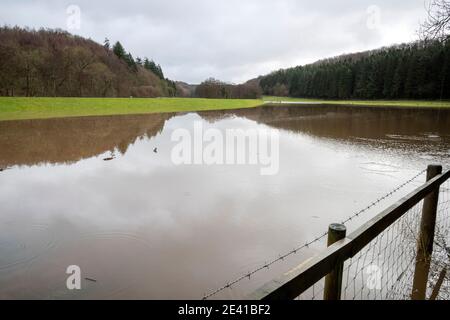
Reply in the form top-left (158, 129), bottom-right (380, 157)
top-left (427, 164), bottom-right (442, 170)
top-left (329, 223), bottom-right (346, 232)
top-left (426, 165), bottom-right (443, 180)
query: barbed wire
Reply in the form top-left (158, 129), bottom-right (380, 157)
top-left (202, 169), bottom-right (427, 300)
top-left (340, 169), bottom-right (427, 225)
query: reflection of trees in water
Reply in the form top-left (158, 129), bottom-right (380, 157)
top-left (2, 104), bottom-right (450, 168)
top-left (203, 104), bottom-right (450, 153)
top-left (0, 113), bottom-right (172, 167)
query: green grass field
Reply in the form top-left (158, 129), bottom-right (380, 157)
top-left (0, 97), bottom-right (263, 121)
top-left (263, 96), bottom-right (450, 108)
top-left (1, 96), bottom-right (450, 121)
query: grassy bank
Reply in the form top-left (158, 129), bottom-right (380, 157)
top-left (263, 96), bottom-right (450, 108)
top-left (1, 96), bottom-right (450, 121)
top-left (0, 97), bottom-right (263, 121)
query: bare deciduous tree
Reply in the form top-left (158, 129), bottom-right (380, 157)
top-left (0, 26), bottom-right (174, 97)
top-left (421, 0), bottom-right (450, 40)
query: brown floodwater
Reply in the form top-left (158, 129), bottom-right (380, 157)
top-left (0, 104), bottom-right (449, 299)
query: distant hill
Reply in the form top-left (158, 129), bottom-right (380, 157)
top-left (175, 81), bottom-right (197, 97)
top-left (0, 26), bottom-right (177, 97)
top-left (244, 76), bottom-right (262, 87)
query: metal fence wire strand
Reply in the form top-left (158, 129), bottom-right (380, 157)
top-left (202, 169), bottom-right (427, 300)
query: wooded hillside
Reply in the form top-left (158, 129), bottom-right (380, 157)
top-left (260, 40), bottom-right (450, 100)
top-left (0, 26), bottom-right (177, 97)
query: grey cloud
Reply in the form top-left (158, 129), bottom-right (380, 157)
top-left (0, 0), bottom-right (428, 83)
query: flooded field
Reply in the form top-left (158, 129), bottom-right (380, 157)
top-left (0, 105), bottom-right (449, 299)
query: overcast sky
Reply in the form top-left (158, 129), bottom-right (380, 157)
top-left (0, 0), bottom-right (430, 83)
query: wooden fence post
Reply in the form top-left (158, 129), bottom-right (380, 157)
top-left (323, 223), bottom-right (347, 300)
top-left (411, 164), bottom-right (442, 300)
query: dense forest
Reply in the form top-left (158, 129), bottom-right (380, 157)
top-left (0, 26), bottom-right (178, 97)
top-left (260, 39), bottom-right (450, 100)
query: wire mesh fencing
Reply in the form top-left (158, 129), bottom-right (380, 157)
top-left (296, 176), bottom-right (450, 300)
top-left (428, 179), bottom-right (450, 300)
top-left (342, 199), bottom-right (423, 300)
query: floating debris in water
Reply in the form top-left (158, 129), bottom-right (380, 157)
top-left (103, 151), bottom-right (116, 161)
top-left (153, 147), bottom-right (158, 153)
top-left (84, 277), bottom-right (97, 282)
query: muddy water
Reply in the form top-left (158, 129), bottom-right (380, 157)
top-left (0, 105), bottom-right (449, 299)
